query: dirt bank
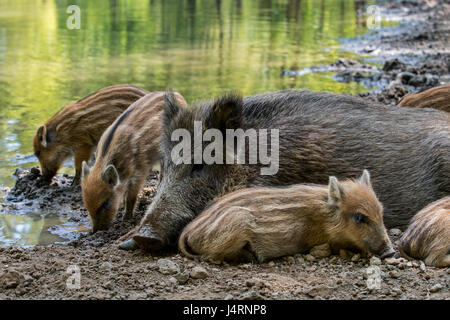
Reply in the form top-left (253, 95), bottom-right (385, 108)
top-left (1, 0), bottom-right (449, 300)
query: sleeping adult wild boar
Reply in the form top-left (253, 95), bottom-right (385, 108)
top-left (121, 90), bottom-right (450, 252)
top-left (33, 84), bottom-right (148, 185)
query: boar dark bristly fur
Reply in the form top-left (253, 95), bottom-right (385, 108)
top-left (33, 84), bottom-right (148, 185)
top-left (81, 92), bottom-right (187, 232)
top-left (178, 170), bottom-right (394, 263)
top-left (399, 197), bottom-right (450, 268)
top-left (129, 90), bottom-right (449, 252)
top-left (398, 84), bottom-right (450, 113)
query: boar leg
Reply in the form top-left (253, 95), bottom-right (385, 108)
top-left (73, 145), bottom-right (94, 186)
top-left (124, 176), bottom-right (144, 220)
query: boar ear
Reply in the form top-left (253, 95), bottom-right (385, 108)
top-left (81, 161), bottom-right (90, 179)
top-left (37, 125), bottom-right (49, 147)
top-left (328, 176), bottom-right (345, 205)
top-left (163, 92), bottom-right (182, 123)
top-left (102, 164), bottom-right (121, 187)
top-left (206, 93), bottom-right (242, 132)
top-left (360, 169), bottom-right (372, 188)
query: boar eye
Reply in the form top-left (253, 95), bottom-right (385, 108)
top-left (353, 212), bottom-right (368, 225)
top-left (99, 199), bottom-right (111, 212)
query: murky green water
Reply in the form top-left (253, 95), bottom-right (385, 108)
top-left (0, 212), bottom-right (88, 247)
top-left (0, 0), bottom-right (383, 187)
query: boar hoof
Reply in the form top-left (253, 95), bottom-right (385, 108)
top-left (118, 239), bottom-right (139, 251)
top-left (133, 226), bottom-right (164, 251)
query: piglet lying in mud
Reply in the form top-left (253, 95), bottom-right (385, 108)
top-left (178, 170), bottom-right (395, 263)
top-left (81, 92), bottom-right (187, 232)
top-left (399, 197), bottom-right (450, 268)
top-left (398, 84), bottom-right (450, 113)
top-left (34, 84), bottom-right (148, 185)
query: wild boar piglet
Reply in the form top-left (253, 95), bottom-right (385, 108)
top-left (33, 84), bottom-right (148, 185)
top-left (179, 170), bottom-right (394, 263)
top-left (81, 92), bottom-right (187, 232)
top-left (399, 197), bottom-right (450, 267)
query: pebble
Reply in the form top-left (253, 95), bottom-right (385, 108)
top-left (245, 278), bottom-right (264, 288)
top-left (99, 261), bottom-right (113, 270)
top-left (190, 266), bottom-right (208, 279)
top-left (310, 243), bottom-right (331, 258)
top-left (305, 254), bottom-right (316, 262)
top-left (286, 256), bottom-right (295, 264)
top-left (430, 284), bottom-right (443, 293)
top-left (389, 270), bottom-right (401, 279)
top-left (241, 290), bottom-right (264, 300)
top-left (351, 254), bottom-right (361, 262)
top-left (174, 271), bottom-right (190, 284)
top-left (419, 261), bottom-right (426, 272)
top-left (268, 261), bottom-right (275, 267)
top-left (370, 256), bottom-right (381, 266)
top-left (385, 257), bottom-right (401, 265)
top-left (156, 259), bottom-right (180, 275)
top-left (307, 285), bottom-right (332, 298)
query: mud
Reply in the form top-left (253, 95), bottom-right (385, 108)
top-left (0, 0), bottom-right (449, 300)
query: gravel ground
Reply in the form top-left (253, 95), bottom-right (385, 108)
top-left (0, 0), bottom-right (449, 300)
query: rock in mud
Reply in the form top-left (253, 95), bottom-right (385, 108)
top-left (156, 259), bottom-right (180, 275)
top-left (310, 244), bottom-right (331, 258)
top-left (307, 285), bottom-right (332, 298)
top-left (370, 256), bottom-right (382, 266)
top-left (0, 269), bottom-right (27, 289)
top-left (190, 266), bottom-right (208, 279)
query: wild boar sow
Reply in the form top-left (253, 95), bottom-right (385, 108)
top-left (81, 92), bottom-right (187, 232)
top-left (129, 90), bottom-right (449, 251)
top-left (179, 170), bottom-right (394, 263)
top-left (33, 84), bottom-right (148, 185)
top-left (399, 197), bottom-right (450, 267)
top-left (398, 84), bottom-right (450, 113)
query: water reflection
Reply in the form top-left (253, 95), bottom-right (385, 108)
top-left (0, 212), bottom-right (85, 247)
top-left (0, 0), bottom-right (380, 186)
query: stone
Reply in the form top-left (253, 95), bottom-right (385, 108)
top-left (190, 266), bottom-right (208, 279)
top-left (0, 269), bottom-right (23, 289)
top-left (307, 285), bottom-right (332, 298)
top-left (370, 256), bottom-right (381, 266)
top-left (305, 254), bottom-right (316, 262)
top-left (286, 256), bottom-right (295, 264)
top-left (241, 290), bottom-right (264, 300)
top-left (389, 270), bottom-right (401, 279)
top-left (99, 261), bottom-right (113, 270)
top-left (310, 244), bottom-right (331, 258)
top-left (430, 284), bottom-right (443, 293)
top-left (156, 259), bottom-right (180, 275)
top-left (245, 278), bottom-right (264, 288)
top-left (174, 271), bottom-right (190, 284)
top-left (389, 228), bottom-right (402, 237)
top-left (385, 257), bottom-right (401, 265)
top-left (351, 254), bottom-right (361, 262)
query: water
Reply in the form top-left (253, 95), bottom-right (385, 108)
top-left (0, 0), bottom-right (384, 188)
top-left (0, 212), bottom-right (89, 247)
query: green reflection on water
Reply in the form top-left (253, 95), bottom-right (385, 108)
top-left (0, 0), bottom-right (380, 187)
top-left (0, 212), bottom-right (68, 247)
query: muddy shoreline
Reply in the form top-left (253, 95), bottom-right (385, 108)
top-left (1, 0), bottom-right (449, 300)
